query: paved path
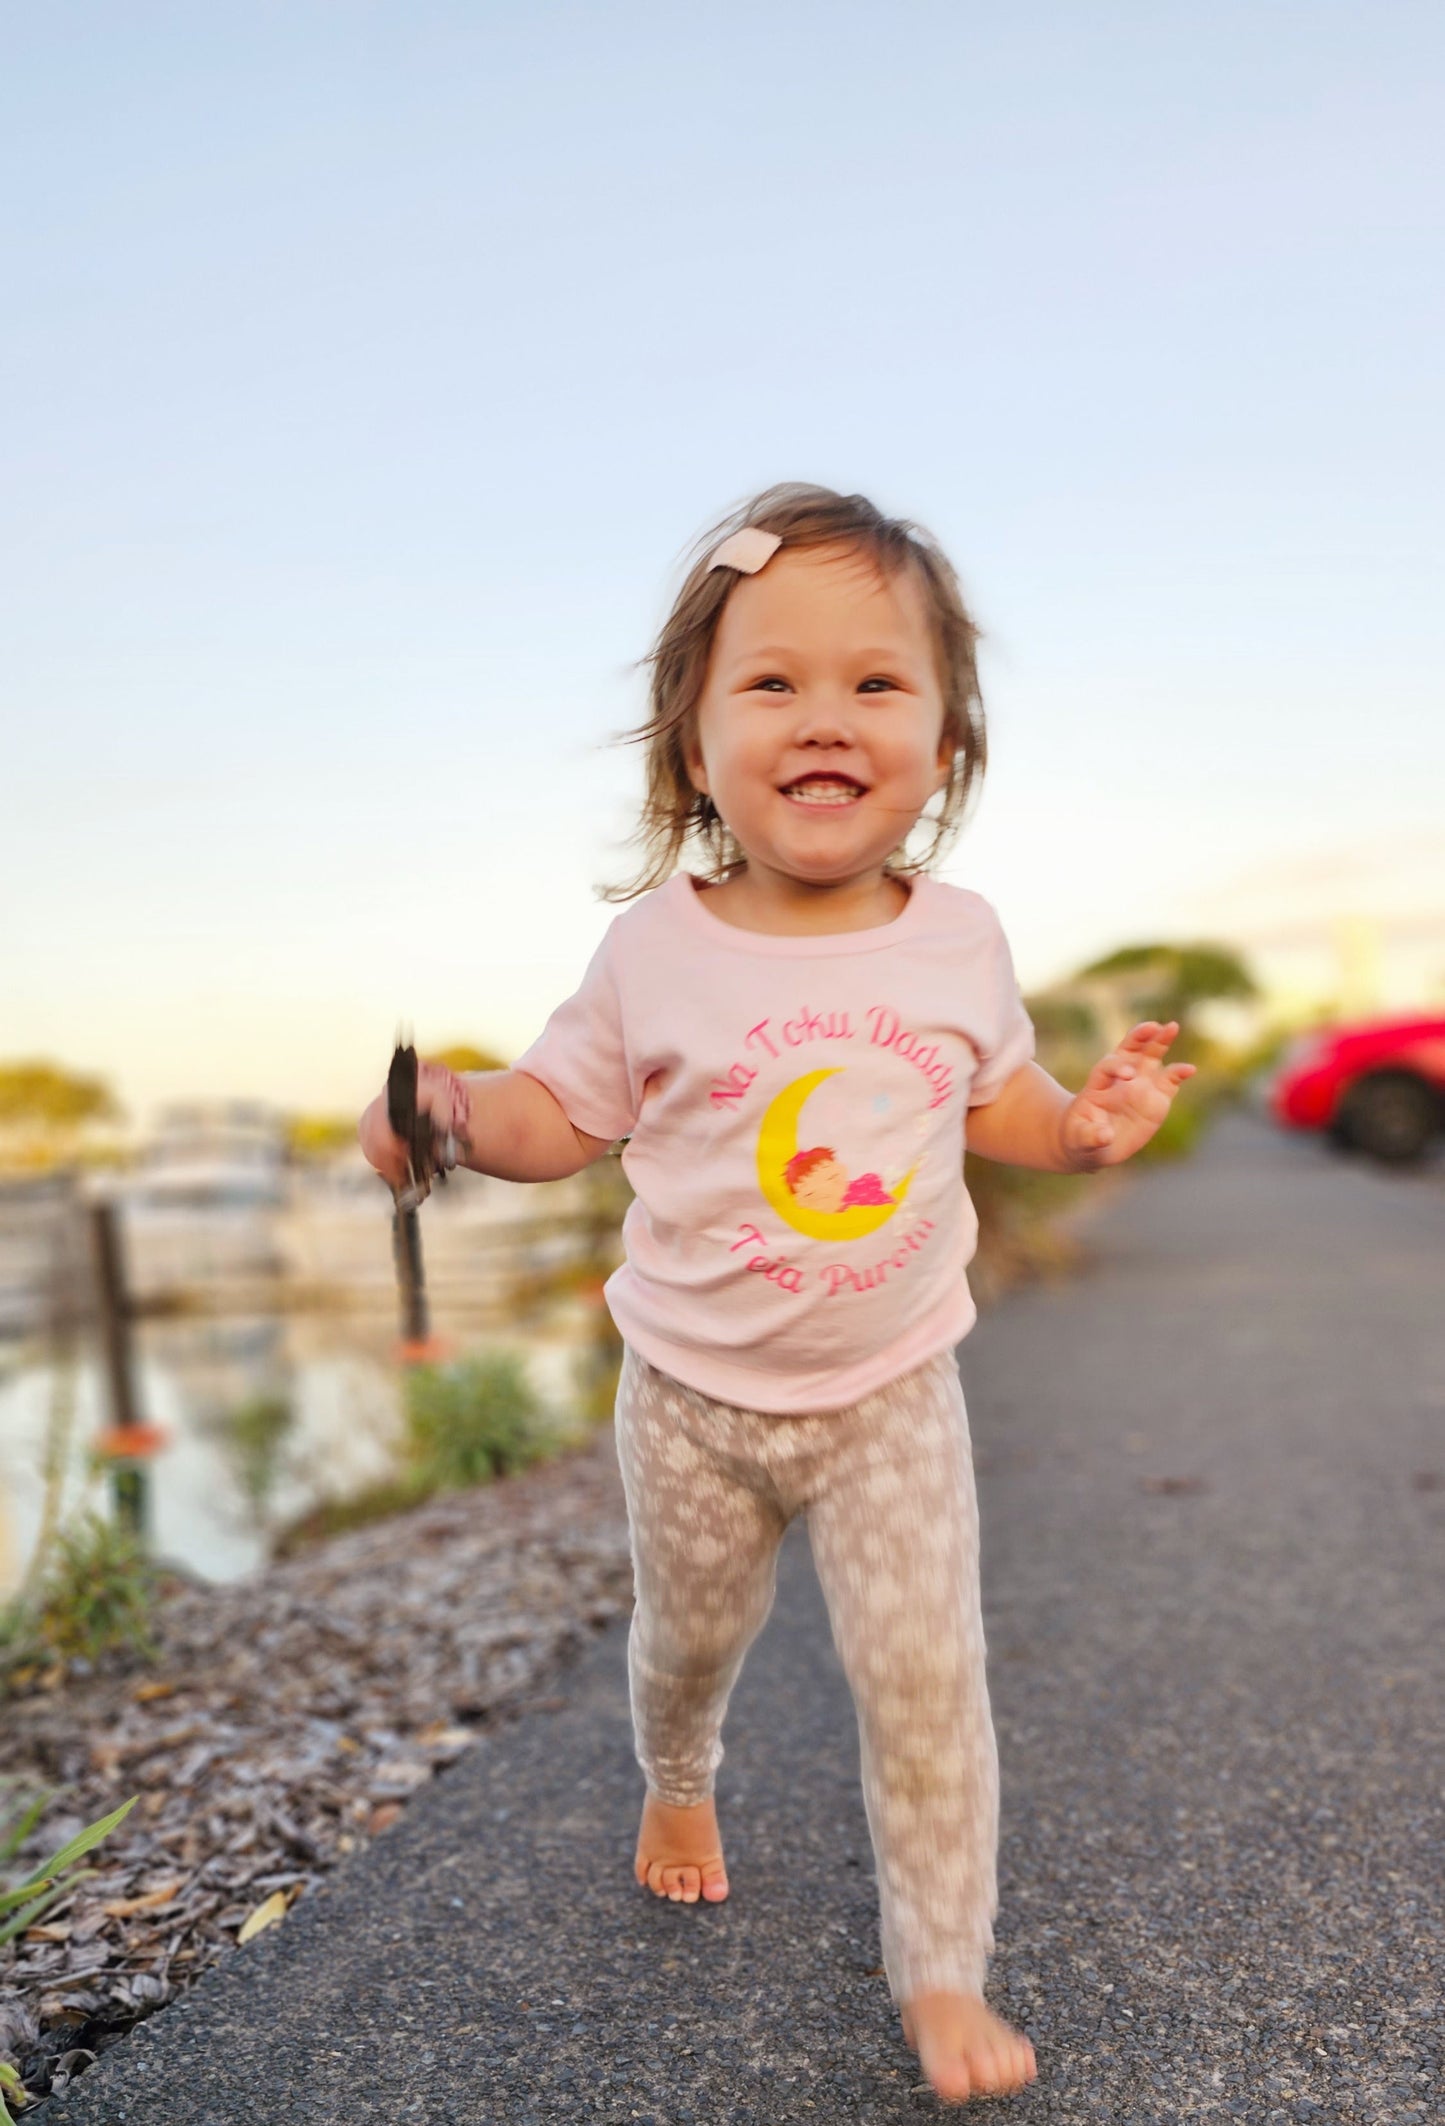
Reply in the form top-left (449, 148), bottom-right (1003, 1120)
top-left (36, 1111), bottom-right (1443, 2123)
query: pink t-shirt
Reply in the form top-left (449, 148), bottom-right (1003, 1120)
top-left (513, 872), bottom-right (1036, 1414)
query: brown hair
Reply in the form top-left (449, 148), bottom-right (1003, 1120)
top-left (598, 481), bottom-right (988, 902)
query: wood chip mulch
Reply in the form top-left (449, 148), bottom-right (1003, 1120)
top-left (0, 1424), bottom-right (633, 2108)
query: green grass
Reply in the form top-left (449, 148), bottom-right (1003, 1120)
top-left (271, 1347), bottom-right (575, 1555)
top-left (1, 1509), bottom-right (162, 1695)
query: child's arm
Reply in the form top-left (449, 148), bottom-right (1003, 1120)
top-left (967, 1020), bottom-right (1197, 1173)
top-left (359, 1064), bottom-right (614, 1189)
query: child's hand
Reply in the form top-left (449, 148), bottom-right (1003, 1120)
top-left (359, 1060), bottom-right (473, 1196)
top-left (1058, 1021), bottom-right (1197, 1170)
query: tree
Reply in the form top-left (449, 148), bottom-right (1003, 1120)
top-left (0, 1063), bottom-right (120, 1131)
top-left (286, 1114), bottom-right (363, 1160)
top-left (1073, 942), bottom-right (1257, 1034)
top-left (0, 1062), bottom-right (122, 1171)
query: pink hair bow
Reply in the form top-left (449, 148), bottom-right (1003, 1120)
top-left (706, 526), bottom-right (782, 574)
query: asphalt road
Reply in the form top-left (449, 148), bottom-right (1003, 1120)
top-left (35, 1109), bottom-right (1444, 2123)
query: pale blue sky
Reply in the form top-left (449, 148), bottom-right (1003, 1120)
top-left (4, 3), bottom-right (1442, 1117)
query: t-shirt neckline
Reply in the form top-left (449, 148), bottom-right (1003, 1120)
top-left (671, 870), bottom-right (934, 955)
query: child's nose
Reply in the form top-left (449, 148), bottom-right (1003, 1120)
top-left (790, 689), bottom-right (858, 745)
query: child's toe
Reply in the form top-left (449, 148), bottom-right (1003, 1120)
top-left (929, 2057), bottom-right (971, 2105)
top-left (988, 2040), bottom-right (1030, 2094)
top-left (701, 1861), bottom-right (729, 1902)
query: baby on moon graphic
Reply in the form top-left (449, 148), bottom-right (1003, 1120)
top-left (784, 1145), bottom-right (897, 1214)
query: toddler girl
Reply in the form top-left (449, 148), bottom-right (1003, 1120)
top-left (359, 483), bottom-right (1194, 2105)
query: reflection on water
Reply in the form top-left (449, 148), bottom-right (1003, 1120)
top-left (0, 1307), bottom-right (593, 1596)
top-left (0, 1141), bottom-right (627, 1597)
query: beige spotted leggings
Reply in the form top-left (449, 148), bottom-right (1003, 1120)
top-left (612, 1341), bottom-right (1000, 2004)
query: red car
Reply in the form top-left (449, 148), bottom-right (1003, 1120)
top-left (1270, 1014), bottom-right (1445, 1164)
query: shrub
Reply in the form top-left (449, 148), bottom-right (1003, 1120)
top-left (221, 1390), bottom-right (294, 1514)
top-left (1, 1510), bottom-right (161, 1689)
top-left (403, 1352), bottom-right (560, 1490)
top-left (965, 1155), bottom-right (1093, 1303)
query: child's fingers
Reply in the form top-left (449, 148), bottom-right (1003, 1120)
top-left (1089, 1051), bottom-right (1138, 1093)
top-left (1123, 1020), bottom-right (1180, 1056)
top-left (1066, 1100), bottom-right (1116, 1149)
top-left (416, 1060), bottom-right (466, 1128)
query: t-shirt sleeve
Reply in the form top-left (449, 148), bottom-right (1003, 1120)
top-left (965, 903), bottom-right (1037, 1107)
top-left (512, 925), bottom-right (640, 1143)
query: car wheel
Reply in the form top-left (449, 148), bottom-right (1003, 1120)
top-left (1336, 1072), bottom-right (1441, 1166)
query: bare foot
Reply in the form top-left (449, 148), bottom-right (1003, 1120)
top-left (634, 1791), bottom-right (729, 1904)
top-left (901, 1991), bottom-right (1037, 2105)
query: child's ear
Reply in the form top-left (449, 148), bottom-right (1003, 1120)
top-left (684, 734), bottom-right (710, 797)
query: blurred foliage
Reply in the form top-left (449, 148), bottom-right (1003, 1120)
top-left (1024, 995), bottom-right (1103, 1049)
top-left (0, 1060), bottom-right (123, 1174)
top-left (220, 1390), bottom-right (294, 1514)
top-left (403, 1350), bottom-right (565, 1488)
top-left (270, 1351), bottom-right (572, 1556)
top-left (505, 1154), bottom-right (630, 1429)
top-left (1217, 1020), bottom-right (1304, 1089)
top-left (969, 936), bottom-right (1265, 1296)
top-left (965, 1153), bottom-right (1094, 1304)
top-left (1078, 938), bottom-right (1260, 1165)
top-left (1073, 939), bottom-right (1258, 1025)
top-left (269, 1466), bottom-right (435, 1555)
top-left (0, 2056), bottom-right (23, 2123)
top-left (286, 1113), bottom-right (362, 1160)
top-left (572, 1330), bottom-right (625, 1427)
top-left (1, 1783), bottom-right (140, 2118)
top-left (0, 1063), bottom-right (120, 1131)
top-left (1, 1509), bottom-right (162, 1694)
top-left (1, 1781), bottom-right (139, 1949)
top-left (422, 1044), bottom-right (509, 1074)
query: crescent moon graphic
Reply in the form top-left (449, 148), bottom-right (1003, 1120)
top-left (756, 1067), bottom-right (916, 1241)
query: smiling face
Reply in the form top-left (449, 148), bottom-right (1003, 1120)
top-left (683, 543), bottom-right (953, 897)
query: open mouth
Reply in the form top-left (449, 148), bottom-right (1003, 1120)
top-left (779, 774), bottom-right (868, 808)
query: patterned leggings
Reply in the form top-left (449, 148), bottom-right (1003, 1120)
top-left (613, 1341), bottom-right (1000, 2003)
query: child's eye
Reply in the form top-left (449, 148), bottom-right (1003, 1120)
top-left (746, 676), bottom-right (901, 694)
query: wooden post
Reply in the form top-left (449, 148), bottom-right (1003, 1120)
top-left (87, 1197), bottom-right (160, 1543)
top-left (88, 1199), bottom-right (141, 1433)
top-left (393, 1202), bottom-right (430, 1348)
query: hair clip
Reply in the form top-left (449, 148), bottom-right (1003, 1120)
top-left (706, 526), bottom-right (783, 575)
